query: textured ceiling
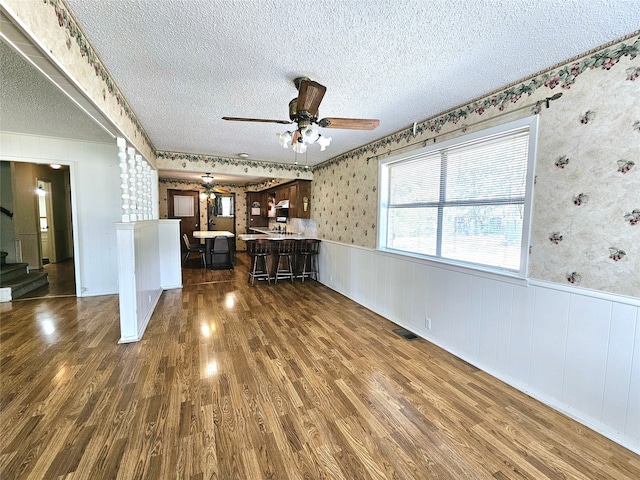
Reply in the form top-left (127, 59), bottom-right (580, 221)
top-left (0, 40), bottom-right (114, 144)
top-left (63, 0), bottom-right (639, 167)
top-left (2, 1), bottom-right (639, 181)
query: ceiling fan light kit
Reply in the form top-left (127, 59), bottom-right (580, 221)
top-left (223, 77), bottom-right (379, 154)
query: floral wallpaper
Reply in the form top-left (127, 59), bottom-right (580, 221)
top-left (312, 33), bottom-right (640, 298)
top-left (530, 51), bottom-right (640, 297)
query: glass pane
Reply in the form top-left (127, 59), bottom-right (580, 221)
top-left (387, 207), bottom-right (438, 256)
top-left (440, 204), bottom-right (523, 270)
top-left (174, 196), bottom-right (194, 217)
top-left (446, 132), bottom-right (529, 201)
top-left (221, 197), bottom-right (231, 216)
top-left (389, 154), bottom-right (441, 204)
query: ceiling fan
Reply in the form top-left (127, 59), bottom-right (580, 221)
top-left (222, 77), bottom-right (379, 152)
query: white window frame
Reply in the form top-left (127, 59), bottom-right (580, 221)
top-left (377, 115), bottom-right (538, 278)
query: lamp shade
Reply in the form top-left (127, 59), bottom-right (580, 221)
top-left (292, 141), bottom-right (307, 154)
top-left (301, 125), bottom-right (320, 144)
top-left (276, 131), bottom-right (292, 148)
top-left (317, 135), bottom-right (332, 151)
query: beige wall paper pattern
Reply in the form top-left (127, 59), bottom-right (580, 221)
top-left (531, 57), bottom-right (640, 297)
top-left (312, 34), bottom-right (640, 298)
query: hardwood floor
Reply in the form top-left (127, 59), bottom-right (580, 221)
top-left (16, 259), bottom-right (76, 299)
top-left (1, 254), bottom-right (638, 479)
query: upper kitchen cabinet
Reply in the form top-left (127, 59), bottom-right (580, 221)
top-left (282, 180), bottom-right (310, 219)
top-left (265, 180), bottom-right (311, 219)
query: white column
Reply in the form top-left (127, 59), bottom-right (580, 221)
top-left (135, 154), bottom-right (144, 221)
top-left (117, 138), bottom-right (130, 222)
top-left (144, 162), bottom-right (152, 220)
top-left (127, 147), bottom-right (137, 221)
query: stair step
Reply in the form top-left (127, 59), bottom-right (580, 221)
top-left (0, 263), bottom-right (30, 282)
top-left (0, 270), bottom-right (49, 301)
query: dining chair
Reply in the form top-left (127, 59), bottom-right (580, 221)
top-left (182, 233), bottom-right (206, 267)
top-left (210, 236), bottom-right (234, 270)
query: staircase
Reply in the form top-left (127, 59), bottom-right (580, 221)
top-left (0, 252), bottom-right (49, 302)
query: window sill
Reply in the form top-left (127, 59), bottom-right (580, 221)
top-left (375, 247), bottom-right (530, 287)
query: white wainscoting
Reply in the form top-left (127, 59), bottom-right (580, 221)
top-left (317, 240), bottom-right (640, 454)
top-left (158, 219), bottom-right (182, 290)
top-left (116, 221), bottom-right (162, 343)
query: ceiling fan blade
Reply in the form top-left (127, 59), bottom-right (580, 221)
top-left (296, 80), bottom-right (326, 117)
top-left (291, 130), bottom-right (302, 145)
top-left (318, 117), bottom-right (380, 130)
top-left (222, 116), bottom-right (293, 125)
top-left (213, 187), bottom-right (231, 195)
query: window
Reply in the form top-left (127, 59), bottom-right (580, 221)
top-left (211, 195), bottom-right (234, 217)
top-left (220, 196), bottom-right (233, 217)
top-left (378, 116), bottom-right (538, 276)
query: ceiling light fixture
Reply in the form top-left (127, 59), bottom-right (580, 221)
top-left (238, 153), bottom-right (249, 158)
top-left (50, 164), bottom-right (62, 169)
top-left (277, 124), bottom-right (332, 153)
top-left (202, 173), bottom-right (214, 183)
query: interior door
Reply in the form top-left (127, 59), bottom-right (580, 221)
top-left (168, 189), bottom-right (200, 247)
top-left (37, 179), bottom-right (56, 264)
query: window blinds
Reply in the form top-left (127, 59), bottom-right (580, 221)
top-left (385, 126), bottom-right (530, 271)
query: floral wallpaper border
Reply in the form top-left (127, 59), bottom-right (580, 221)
top-left (314, 32), bottom-right (640, 172)
top-left (156, 150), bottom-right (312, 176)
top-left (159, 177), bottom-right (253, 189)
top-left (43, 0), bottom-right (155, 153)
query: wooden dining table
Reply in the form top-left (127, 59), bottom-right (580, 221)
top-left (193, 230), bottom-right (235, 267)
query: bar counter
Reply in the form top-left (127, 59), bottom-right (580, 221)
top-left (237, 227), bottom-right (319, 242)
top-left (238, 229), bottom-right (320, 282)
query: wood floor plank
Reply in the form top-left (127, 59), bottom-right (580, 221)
top-left (1, 253), bottom-right (639, 479)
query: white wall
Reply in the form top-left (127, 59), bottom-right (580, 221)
top-left (116, 221), bottom-right (161, 342)
top-left (0, 132), bottom-right (121, 296)
top-left (116, 219), bottom-right (182, 343)
top-left (158, 219), bottom-right (182, 290)
top-left (318, 240), bottom-right (640, 454)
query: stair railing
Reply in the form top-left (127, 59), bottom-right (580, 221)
top-left (1, 206), bottom-right (13, 219)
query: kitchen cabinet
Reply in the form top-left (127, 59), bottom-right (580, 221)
top-left (275, 186), bottom-right (287, 204)
top-left (288, 183), bottom-right (298, 218)
top-left (254, 180), bottom-right (311, 220)
top-left (268, 180), bottom-right (310, 219)
top-left (292, 179), bottom-right (311, 219)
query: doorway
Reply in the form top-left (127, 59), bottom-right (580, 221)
top-left (168, 189), bottom-right (201, 247)
top-left (208, 193), bottom-right (236, 233)
top-left (1, 162), bottom-right (76, 299)
top-left (37, 179), bottom-right (55, 264)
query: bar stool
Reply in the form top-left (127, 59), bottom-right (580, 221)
top-left (274, 239), bottom-right (296, 284)
top-left (247, 238), bottom-right (272, 286)
top-left (297, 239), bottom-right (320, 283)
